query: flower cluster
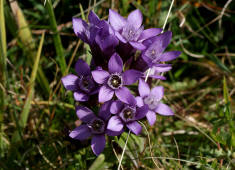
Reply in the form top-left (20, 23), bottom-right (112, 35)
top-left (62, 9), bottom-right (181, 155)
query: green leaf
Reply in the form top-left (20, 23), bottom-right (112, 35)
top-left (115, 132), bottom-right (145, 168)
top-left (45, 0), bottom-right (67, 75)
top-left (207, 54), bottom-right (230, 73)
top-left (88, 154), bottom-right (106, 170)
top-left (12, 32), bottom-right (45, 143)
top-left (0, 0), bottom-right (6, 112)
top-left (0, 0), bottom-right (8, 157)
top-left (9, 1), bottom-right (50, 94)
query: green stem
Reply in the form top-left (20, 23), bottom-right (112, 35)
top-left (0, 0), bottom-right (6, 113)
top-left (45, 0), bottom-right (67, 75)
top-left (0, 0), bottom-right (7, 154)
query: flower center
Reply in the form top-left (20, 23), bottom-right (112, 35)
top-left (144, 95), bottom-right (159, 110)
top-left (108, 74), bottom-right (123, 89)
top-left (123, 108), bottom-right (134, 119)
top-left (78, 76), bottom-right (95, 93)
top-left (89, 118), bottom-right (105, 134)
top-left (148, 49), bottom-right (157, 60)
top-left (120, 106), bottom-right (136, 122)
top-left (122, 25), bottom-right (138, 41)
top-left (82, 79), bottom-right (89, 88)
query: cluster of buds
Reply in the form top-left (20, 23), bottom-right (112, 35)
top-left (62, 9), bottom-right (180, 155)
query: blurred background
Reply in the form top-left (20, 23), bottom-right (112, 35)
top-left (0, 0), bottom-right (235, 169)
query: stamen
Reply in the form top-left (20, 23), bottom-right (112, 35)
top-left (108, 73), bottom-right (123, 89)
top-left (144, 95), bottom-right (159, 110)
top-left (120, 106), bottom-right (136, 122)
top-left (89, 118), bottom-right (105, 134)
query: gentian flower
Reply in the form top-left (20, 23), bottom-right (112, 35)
top-left (73, 11), bottom-right (118, 66)
top-left (72, 11), bottom-right (100, 45)
top-left (142, 31), bottom-right (181, 68)
top-left (69, 102), bottom-right (112, 156)
top-left (136, 79), bottom-right (174, 126)
top-left (109, 9), bottom-right (162, 50)
top-left (91, 53), bottom-right (143, 103)
top-left (142, 64), bottom-right (173, 80)
top-left (62, 59), bottom-right (98, 102)
top-left (107, 97), bottom-right (148, 135)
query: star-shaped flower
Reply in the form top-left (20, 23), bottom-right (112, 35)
top-left (91, 53), bottom-right (143, 103)
top-left (136, 79), bottom-right (174, 126)
top-left (109, 9), bottom-right (162, 50)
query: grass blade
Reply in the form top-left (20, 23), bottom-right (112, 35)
top-left (0, 0), bottom-right (6, 111)
top-left (9, 1), bottom-right (50, 94)
top-left (45, 0), bottom-right (67, 75)
top-left (88, 154), bottom-right (106, 170)
top-left (0, 0), bottom-right (8, 157)
top-left (12, 32), bottom-right (45, 143)
top-left (21, 32), bottom-right (45, 127)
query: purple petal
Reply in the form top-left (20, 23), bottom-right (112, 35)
top-left (127, 9), bottom-right (143, 29)
top-left (154, 63), bottom-right (172, 67)
top-left (74, 91), bottom-right (89, 101)
top-left (72, 18), bottom-right (89, 43)
top-left (91, 70), bottom-right (109, 84)
top-left (126, 121), bottom-right (142, 135)
top-left (141, 54), bottom-right (154, 66)
top-left (88, 11), bottom-right (100, 25)
top-left (149, 75), bottom-right (166, 80)
top-left (115, 87), bottom-right (136, 106)
top-left (76, 106), bottom-right (96, 122)
top-left (95, 34), bottom-right (118, 52)
top-left (107, 116), bottom-right (124, 132)
top-left (138, 78), bottom-right (150, 97)
top-left (69, 125), bottom-right (91, 140)
top-left (99, 101), bottom-right (112, 121)
top-left (129, 41), bottom-right (146, 50)
top-left (106, 129), bottom-right (124, 136)
top-left (150, 86), bottom-right (164, 100)
top-left (75, 59), bottom-right (90, 76)
top-left (99, 85), bottom-right (114, 103)
top-left (61, 74), bottom-right (78, 91)
top-left (123, 70), bottom-right (143, 85)
top-left (115, 31), bottom-right (127, 43)
top-left (153, 65), bottom-right (172, 73)
top-left (109, 9), bottom-right (126, 31)
top-left (91, 135), bottom-right (106, 156)
top-left (108, 53), bottom-right (123, 73)
top-left (155, 102), bottom-right (174, 116)
top-left (135, 104), bottom-right (148, 120)
top-left (138, 28), bottom-right (162, 41)
top-left (159, 51), bottom-right (181, 62)
top-left (136, 96), bottom-right (144, 107)
top-left (146, 110), bottom-right (156, 126)
top-left (110, 100), bottom-right (123, 114)
top-left (143, 31), bottom-right (172, 54)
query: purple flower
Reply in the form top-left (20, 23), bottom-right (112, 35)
top-left (94, 20), bottom-right (119, 55)
top-left (136, 79), bottom-right (174, 126)
top-left (72, 11), bottom-right (100, 45)
top-left (107, 98), bottom-right (148, 135)
top-left (142, 31), bottom-right (181, 68)
top-left (109, 9), bottom-right (162, 50)
top-left (91, 53), bottom-right (143, 103)
top-left (61, 59), bottom-right (98, 102)
top-left (73, 11), bottom-right (118, 66)
top-left (143, 64), bottom-right (173, 80)
top-left (69, 102), bottom-right (112, 156)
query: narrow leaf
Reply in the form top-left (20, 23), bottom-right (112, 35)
top-left (45, 0), bottom-right (67, 75)
top-left (88, 154), bottom-right (106, 170)
top-left (20, 32), bottom-right (45, 128)
top-left (9, 1), bottom-right (50, 94)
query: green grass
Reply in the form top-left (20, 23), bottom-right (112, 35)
top-left (0, 0), bottom-right (235, 169)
